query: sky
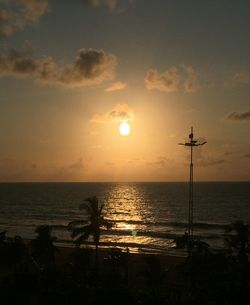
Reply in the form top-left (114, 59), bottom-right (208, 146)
top-left (0, 0), bottom-right (250, 182)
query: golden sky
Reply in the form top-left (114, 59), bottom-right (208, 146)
top-left (0, 0), bottom-right (250, 181)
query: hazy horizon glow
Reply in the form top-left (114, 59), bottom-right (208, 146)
top-left (0, 0), bottom-right (250, 182)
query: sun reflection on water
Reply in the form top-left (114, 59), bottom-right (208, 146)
top-left (104, 183), bottom-right (154, 224)
top-left (101, 183), bottom-right (166, 252)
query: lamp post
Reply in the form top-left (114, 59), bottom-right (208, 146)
top-left (179, 127), bottom-right (206, 255)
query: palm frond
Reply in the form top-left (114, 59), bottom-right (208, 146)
top-left (85, 196), bottom-right (99, 214)
top-left (68, 220), bottom-right (89, 228)
top-left (74, 236), bottom-right (88, 246)
top-left (68, 195), bottom-right (113, 248)
top-left (99, 204), bottom-right (104, 215)
top-left (79, 202), bottom-right (92, 214)
top-left (74, 230), bottom-right (91, 246)
top-left (102, 219), bottom-right (112, 229)
top-left (71, 225), bottom-right (92, 239)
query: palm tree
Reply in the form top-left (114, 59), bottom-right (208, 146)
top-left (31, 225), bottom-right (57, 270)
top-left (9, 235), bottom-right (27, 272)
top-left (0, 233), bottom-right (27, 274)
top-left (68, 196), bottom-right (111, 268)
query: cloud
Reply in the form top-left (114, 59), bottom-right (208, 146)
top-left (225, 110), bottom-right (250, 122)
top-left (0, 0), bottom-right (136, 38)
top-left (104, 81), bottom-right (126, 92)
top-left (189, 144), bottom-right (225, 167)
top-left (91, 103), bottom-right (134, 123)
top-left (82, 0), bottom-right (134, 13)
top-left (226, 71), bottom-right (250, 87)
top-left (197, 158), bottom-right (226, 167)
top-left (185, 142), bottom-right (226, 167)
top-left (69, 158), bottom-right (84, 170)
top-left (144, 65), bottom-right (200, 93)
top-left (147, 156), bottom-right (169, 167)
top-left (0, 157), bottom-right (42, 181)
top-left (48, 48), bottom-right (117, 87)
top-left (144, 68), bottom-right (180, 93)
top-left (182, 65), bottom-right (199, 93)
top-left (0, 0), bottom-right (49, 37)
top-left (83, 0), bottom-right (119, 11)
top-left (0, 46), bottom-right (117, 87)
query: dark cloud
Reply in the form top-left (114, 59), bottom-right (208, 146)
top-left (0, 46), bottom-right (117, 87)
top-left (91, 104), bottom-right (134, 123)
top-left (0, 0), bottom-right (48, 37)
top-left (145, 65), bottom-right (200, 93)
top-left (144, 68), bottom-right (180, 93)
top-left (55, 48), bottom-right (117, 87)
top-left (0, 0), bottom-right (136, 38)
top-left (225, 110), bottom-right (250, 122)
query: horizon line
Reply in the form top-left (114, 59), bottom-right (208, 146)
top-left (0, 180), bottom-right (249, 184)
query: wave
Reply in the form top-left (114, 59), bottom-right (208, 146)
top-left (101, 229), bottom-right (223, 240)
top-left (106, 219), bottom-right (232, 230)
top-left (47, 225), bottom-right (224, 241)
top-left (54, 238), bottom-right (177, 254)
top-left (2, 220), bottom-right (247, 249)
top-left (3, 220), bottom-right (234, 234)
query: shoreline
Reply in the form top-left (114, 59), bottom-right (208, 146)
top-left (17, 237), bottom-right (188, 258)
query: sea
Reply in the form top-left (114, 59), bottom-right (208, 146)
top-left (0, 182), bottom-right (249, 255)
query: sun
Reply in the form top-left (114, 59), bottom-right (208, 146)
top-left (119, 122), bottom-right (130, 136)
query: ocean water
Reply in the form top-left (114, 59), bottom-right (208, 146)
top-left (0, 182), bottom-right (249, 255)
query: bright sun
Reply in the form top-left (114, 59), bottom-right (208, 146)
top-left (119, 122), bottom-right (130, 136)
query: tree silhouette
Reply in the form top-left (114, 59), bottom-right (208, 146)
top-left (0, 231), bottom-right (9, 267)
top-left (0, 231), bottom-right (7, 243)
top-left (9, 235), bottom-right (26, 272)
top-left (0, 232), bottom-right (27, 276)
top-left (68, 196), bottom-right (112, 268)
top-left (31, 225), bottom-right (57, 270)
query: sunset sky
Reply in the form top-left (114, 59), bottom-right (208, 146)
top-left (0, 0), bottom-right (250, 182)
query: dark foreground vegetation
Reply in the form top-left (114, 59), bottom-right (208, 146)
top-left (0, 222), bottom-right (249, 305)
top-left (0, 197), bottom-right (249, 305)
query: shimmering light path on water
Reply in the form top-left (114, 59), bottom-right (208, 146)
top-left (0, 182), bottom-right (249, 254)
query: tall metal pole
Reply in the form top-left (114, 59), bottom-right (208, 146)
top-left (179, 127), bottom-right (206, 255)
top-left (189, 128), bottom-right (194, 242)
